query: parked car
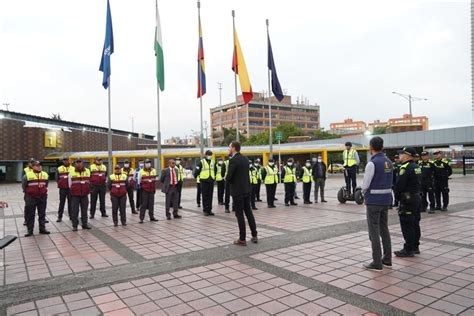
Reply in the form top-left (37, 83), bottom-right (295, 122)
top-left (328, 163), bottom-right (344, 174)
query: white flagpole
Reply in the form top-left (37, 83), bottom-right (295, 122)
top-left (156, 0), bottom-right (162, 175)
top-left (107, 77), bottom-right (113, 174)
top-left (266, 19), bottom-right (273, 159)
top-left (198, 0), bottom-right (204, 159)
top-left (232, 10), bottom-right (240, 142)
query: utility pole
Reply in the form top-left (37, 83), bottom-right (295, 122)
top-left (217, 82), bottom-right (223, 106)
top-left (3, 103), bottom-right (10, 111)
top-left (392, 91), bottom-right (428, 124)
top-left (130, 116), bottom-right (135, 132)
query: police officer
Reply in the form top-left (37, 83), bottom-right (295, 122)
top-left (175, 158), bottom-right (184, 209)
top-left (432, 150), bottom-right (452, 211)
top-left (216, 158), bottom-right (226, 205)
top-left (394, 147), bottom-right (422, 257)
top-left (419, 152), bottom-right (435, 213)
top-left (391, 154), bottom-right (401, 208)
top-left (108, 165), bottom-right (129, 226)
top-left (194, 150), bottom-right (217, 216)
top-left (414, 153), bottom-right (420, 165)
top-left (135, 160), bottom-right (144, 210)
top-left (196, 175), bottom-right (202, 208)
top-left (224, 158), bottom-right (231, 213)
top-left (68, 159), bottom-right (92, 231)
top-left (249, 160), bottom-right (259, 210)
top-left (254, 158), bottom-right (263, 202)
top-left (56, 157), bottom-right (73, 222)
top-left (22, 158), bottom-right (35, 226)
top-left (261, 158), bottom-right (278, 208)
top-left (137, 159), bottom-right (159, 223)
top-left (22, 161), bottom-right (50, 237)
top-left (89, 157), bottom-right (108, 218)
top-left (342, 142), bottom-right (360, 197)
top-left (300, 160), bottom-right (313, 204)
top-left (361, 137), bottom-right (393, 270)
top-left (122, 160), bottom-right (138, 214)
top-left (281, 158), bottom-right (297, 206)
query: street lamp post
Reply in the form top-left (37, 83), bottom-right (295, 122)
top-left (392, 91), bottom-right (428, 124)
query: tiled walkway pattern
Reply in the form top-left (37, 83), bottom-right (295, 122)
top-left (252, 231), bottom-right (474, 315)
top-left (7, 261), bottom-right (372, 316)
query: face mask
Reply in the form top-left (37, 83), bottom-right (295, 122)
top-left (176, 161), bottom-right (181, 165)
top-left (64, 162), bottom-right (70, 166)
top-left (317, 159), bottom-right (322, 163)
top-left (305, 163), bottom-right (311, 167)
top-left (218, 161), bottom-right (223, 165)
top-left (124, 163), bottom-right (130, 168)
top-left (145, 163), bottom-right (151, 168)
top-left (207, 156), bottom-right (212, 160)
top-left (268, 162), bottom-right (274, 166)
top-left (139, 163), bottom-right (144, 168)
top-left (287, 162), bottom-right (293, 166)
top-left (249, 164), bottom-right (253, 168)
top-left (254, 163), bottom-right (259, 167)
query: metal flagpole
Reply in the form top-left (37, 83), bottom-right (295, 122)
top-left (156, 83), bottom-right (162, 175)
top-left (266, 19), bottom-right (273, 159)
top-left (278, 139), bottom-right (282, 183)
top-left (232, 10), bottom-right (240, 142)
top-left (107, 77), bottom-right (113, 174)
top-left (198, 0), bottom-right (204, 159)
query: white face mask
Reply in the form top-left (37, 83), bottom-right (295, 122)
top-left (139, 163), bottom-right (144, 168)
top-left (207, 156), bottom-right (212, 160)
top-left (287, 162), bottom-right (293, 167)
top-left (254, 163), bottom-right (259, 167)
top-left (218, 161), bottom-right (223, 165)
top-left (145, 163), bottom-right (151, 168)
top-left (317, 159), bottom-right (322, 163)
top-left (176, 160), bottom-right (181, 165)
top-left (305, 163), bottom-right (311, 167)
top-left (268, 162), bottom-right (274, 166)
top-left (249, 164), bottom-right (253, 168)
top-left (124, 163), bottom-right (130, 168)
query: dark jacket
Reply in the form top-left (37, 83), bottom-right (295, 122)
top-left (312, 162), bottom-right (327, 180)
top-left (226, 152), bottom-right (251, 197)
top-left (394, 160), bottom-right (421, 201)
top-left (160, 167), bottom-right (178, 194)
top-left (193, 158), bottom-right (218, 182)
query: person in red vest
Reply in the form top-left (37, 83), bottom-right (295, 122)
top-left (56, 157), bottom-right (73, 222)
top-left (137, 159), bottom-right (159, 223)
top-left (22, 161), bottom-right (50, 237)
top-left (68, 159), bottom-right (92, 231)
top-left (108, 165), bottom-right (129, 226)
top-left (89, 157), bottom-right (108, 219)
top-left (121, 160), bottom-right (138, 214)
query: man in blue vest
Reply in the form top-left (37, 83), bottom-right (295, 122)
top-left (362, 137), bottom-right (393, 271)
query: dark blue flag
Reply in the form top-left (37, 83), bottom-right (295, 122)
top-left (99, 0), bottom-right (114, 89)
top-left (267, 34), bottom-right (284, 102)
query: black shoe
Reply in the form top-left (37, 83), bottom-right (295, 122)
top-left (209, 212), bottom-right (215, 216)
top-left (388, 205), bottom-right (393, 209)
top-left (285, 203), bottom-right (290, 206)
top-left (321, 200), bottom-right (327, 203)
top-left (23, 221), bottom-right (27, 226)
top-left (39, 229), bottom-right (50, 235)
top-left (435, 207), bottom-right (441, 210)
top-left (420, 208), bottom-right (427, 213)
top-left (268, 205), bottom-right (276, 208)
top-left (256, 199), bottom-right (263, 202)
top-left (89, 215), bottom-right (95, 219)
top-left (204, 212), bottom-right (210, 216)
top-left (197, 204), bottom-right (201, 208)
top-left (414, 248), bottom-right (420, 255)
top-left (166, 216), bottom-right (171, 220)
top-left (178, 206), bottom-right (183, 209)
top-left (394, 249), bottom-right (414, 257)
top-left (363, 262), bottom-right (382, 271)
top-left (274, 198), bottom-right (278, 201)
top-left (290, 202), bottom-right (298, 206)
top-left (303, 201), bottom-right (311, 204)
top-left (101, 214), bottom-right (109, 218)
top-left (441, 207), bottom-right (448, 212)
top-left (114, 223), bottom-right (118, 227)
top-left (24, 231), bottom-right (33, 237)
top-left (252, 207), bottom-right (258, 210)
top-left (225, 208), bottom-right (230, 213)
top-left (382, 260), bottom-right (392, 267)
top-left (150, 218), bottom-right (159, 222)
top-left (122, 223), bottom-right (127, 226)
top-left (174, 214), bottom-right (182, 219)
top-left (428, 210), bottom-right (435, 214)
top-left (45, 220), bottom-right (49, 224)
top-left (72, 227), bottom-right (78, 232)
top-left (82, 225), bottom-right (92, 230)
top-left (218, 202), bottom-right (225, 205)
top-left (139, 220), bottom-right (144, 224)
top-left (132, 210), bottom-right (138, 214)
top-left (314, 201), bottom-right (318, 203)
top-left (295, 196), bottom-right (300, 200)
top-left (56, 218), bottom-right (62, 223)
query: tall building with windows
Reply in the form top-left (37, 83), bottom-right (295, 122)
top-left (210, 92), bottom-right (320, 145)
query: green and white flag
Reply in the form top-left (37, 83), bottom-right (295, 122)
top-left (154, 0), bottom-right (164, 91)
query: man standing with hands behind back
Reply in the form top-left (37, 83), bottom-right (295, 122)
top-left (160, 159), bottom-right (182, 220)
top-left (226, 141), bottom-right (258, 246)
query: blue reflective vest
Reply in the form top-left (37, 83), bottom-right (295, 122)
top-left (365, 153), bottom-right (393, 206)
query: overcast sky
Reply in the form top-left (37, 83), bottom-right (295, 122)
top-left (0, 0), bottom-right (471, 139)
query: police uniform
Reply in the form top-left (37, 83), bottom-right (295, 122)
top-left (176, 159), bottom-right (184, 209)
top-left (392, 156), bottom-right (401, 207)
top-left (394, 148), bottom-right (422, 257)
top-left (137, 161), bottom-right (159, 223)
top-left (216, 160), bottom-right (226, 205)
top-left (299, 161), bottom-right (313, 204)
top-left (249, 163), bottom-right (259, 210)
top-left (196, 175), bottom-right (202, 207)
top-left (56, 158), bottom-right (73, 222)
top-left (194, 153), bottom-right (217, 216)
top-left (343, 143), bottom-right (359, 195)
top-left (108, 170), bottom-right (129, 226)
top-left (254, 159), bottom-right (263, 202)
top-left (261, 161), bottom-right (278, 208)
top-left (281, 161), bottom-right (297, 206)
top-left (122, 162), bottom-right (137, 214)
top-left (69, 161), bottom-right (92, 231)
top-left (419, 152), bottom-right (435, 213)
top-left (432, 151), bottom-right (452, 211)
top-left (22, 163), bottom-right (50, 237)
top-left (89, 159), bottom-right (108, 218)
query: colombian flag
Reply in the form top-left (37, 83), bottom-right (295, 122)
top-left (232, 30), bottom-right (253, 104)
top-left (197, 17), bottom-right (206, 98)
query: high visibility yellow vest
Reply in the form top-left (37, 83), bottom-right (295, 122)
top-left (176, 165), bottom-right (184, 181)
top-left (302, 166), bottom-right (313, 183)
top-left (216, 164), bottom-right (223, 181)
top-left (343, 149), bottom-right (357, 167)
top-left (196, 175), bottom-right (200, 184)
top-left (224, 160), bottom-right (229, 179)
top-left (283, 166), bottom-right (297, 183)
top-left (249, 168), bottom-right (258, 184)
top-left (199, 159), bottom-right (215, 180)
top-left (264, 165), bottom-right (278, 185)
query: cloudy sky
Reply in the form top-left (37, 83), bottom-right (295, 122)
top-left (0, 0), bottom-right (471, 139)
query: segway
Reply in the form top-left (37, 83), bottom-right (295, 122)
top-left (337, 186), bottom-right (364, 205)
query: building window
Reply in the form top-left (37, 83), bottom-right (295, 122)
top-left (249, 112), bottom-right (263, 118)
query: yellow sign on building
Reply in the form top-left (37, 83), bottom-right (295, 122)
top-left (44, 131), bottom-right (57, 148)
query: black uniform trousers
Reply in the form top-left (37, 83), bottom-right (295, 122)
top-left (58, 188), bottom-right (71, 219)
top-left (256, 180), bottom-right (262, 200)
top-left (217, 180), bottom-right (225, 203)
top-left (126, 187), bottom-right (136, 212)
top-left (165, 186), bottom-right (179, 218)
top-left (136, 188), bottom-right (142, 210)
top-left (344, 166), bottom-right (357, 194)
top-left (434, 178), bottom-right (449, 208)
top-left (399, 198), bottom-right (421, 252)
top-left (224, 181), bottom-right (231, 210)
top-left (25, 196), bottom-right (47, 233)
top-left (177, 181), bottom-right (183, 207)
top-left (71, 195), bottom-right (89, 228)
top-left (139, 190), bottom-right (155, 221)
top-left (196, 182), bottom-right (201, 206)
top-left (234, 193), bottom-right (258, 241)
top-left (421, 182), bottom-right (435, 211)
top-left (90, 185), bottom-right (106, 216)
top-left (201, 180), bottom-right (214, 214)
top-left (302, 182), bottom-right (312, 202)
top-left (111, 195), bottom-right (127, 225)
top-left (250, 184), bottom-right (258, 208)
top-left (284, 182), bottom-right (296, 204)
top-left (265, 183), bottom-right (277, 207)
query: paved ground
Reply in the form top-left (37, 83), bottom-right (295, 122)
top-left (0, 174), bottom-right (473, 315)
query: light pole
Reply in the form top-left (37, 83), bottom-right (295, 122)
top-left (392, 91), bottom-right (428, 124)
top-left (3, 103), bottom-right (10, 111)
top-left (217, 82), bottom-right (223, 106)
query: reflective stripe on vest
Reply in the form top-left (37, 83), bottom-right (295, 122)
top-left (343, 149), bottom-right (357, 167)
top-left (302, 167), bottom-right (313, 183)
top-left (109, 173), bottom-right (128, 197)
top-left (199, 159), bottom-right (215, 180)
top-left (69, 168), bottom-right (91, 196)
top-left (264, 166), bottom-right (278, 185)
top-left (250, 169), bottom-right (258, 184)
top-left (57, 165), bottom-right (72, 189)
top-left (25, 170), bottom-right (49, 198)
top-left (139, 168), bottom-right (157, 192)
top-left (90, 164), bottom-right (107, 185)
top-left (177, 165), bottom-right (184, 182)
top-left (122, 168), bottom-right (136, 186)
top-left (216, 165), bottom-right (223, 181)
top-left (370, 189), bottom-right (392, 194)
top-left (284, 166), bottom-right (296, 183)
top-left (224, 160), bottom-right (229, 178)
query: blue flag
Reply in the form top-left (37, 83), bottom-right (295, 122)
top-left (267, 34), bottom-right (284, 102)
top-left (99, 0), bottom-right (114, 89)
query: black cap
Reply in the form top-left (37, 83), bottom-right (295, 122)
top-left (32, 160), bottom-right (41, 166)
top-left (414, 153), bottom-right (420, 158)
top-left (345, 142), bottom-right (352, 147)
top-left (287, 158), bottom-right (294, 162)
top-left (421, 151), bottom-right (429, 156)
top-left (124, 159), bottom-right (130, 163)
top-left (433, 150), bottom-right (441, 155)
top-left (205, 150), bottom-right (212, 156)
top-left (398, 147), bottom-right (417, 157)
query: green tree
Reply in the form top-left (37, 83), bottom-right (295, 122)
top-left (219, 127), bottom-right (244, 146)
top-left (373, 126), bottom-right (388, 135)
top-left (273, 123), bottom-right (304, 143)
top-left (313, 128), bottom-right (340, 140)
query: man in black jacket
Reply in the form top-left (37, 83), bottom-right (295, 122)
top-left (312, 156), bottom-right (327, 203)
top-left (226, 141), bottom-right (258, 246)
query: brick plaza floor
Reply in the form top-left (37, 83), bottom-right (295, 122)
top-left (0, 174), bottom-right (473, 315)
